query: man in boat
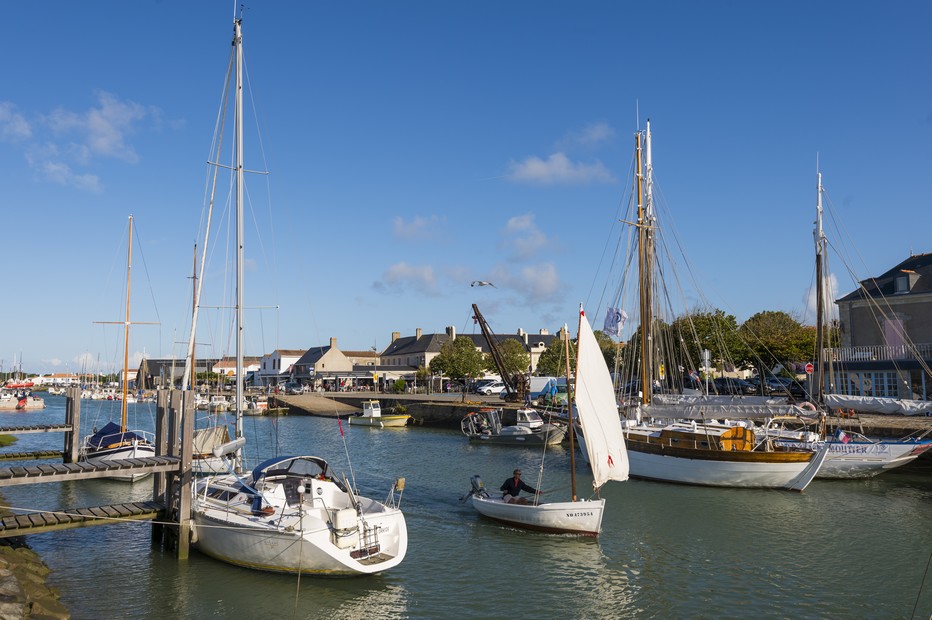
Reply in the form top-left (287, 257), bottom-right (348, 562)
top-left (500, 469), bottom-right (540, 505)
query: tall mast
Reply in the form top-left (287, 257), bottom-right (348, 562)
top-left (233, 17), bottom-right (245, 470)
top-left (121, 215), bottom-right (134, 430)
top-left (814, 171), bottom-right (826, 405)
top-left (636, 126), bottom-right (652, 405)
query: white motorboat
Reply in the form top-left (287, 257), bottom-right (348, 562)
top-left (348, 400), bottom-right (410, 428)
top-left (461, 407), bottom-right (566, 445)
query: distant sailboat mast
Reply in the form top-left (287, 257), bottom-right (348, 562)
top-left (120, 216), bottom-right (134, 430)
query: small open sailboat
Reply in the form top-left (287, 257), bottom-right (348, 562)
top-left (79, 215), bottom-right (156, 482)
top-left (348, 400), bottom-right (410, 427)
top-left (191, 16), bottom-right (408, 575)
top-left (463, 308), bottom-right (629, 536)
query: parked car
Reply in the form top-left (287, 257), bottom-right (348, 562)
top-left (712, 377), bottom-right (757, 396)
top-left (283, 382), bottom-right (305, 395)
top-left (771, 377), bottom-right (809, 398)
top-left (478, 381), bottom-right (506, 395)
top-left (469, 379), bottom-right (498, 394)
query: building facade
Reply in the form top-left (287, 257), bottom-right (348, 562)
top-left (826, 253), bottom-right (932, 400)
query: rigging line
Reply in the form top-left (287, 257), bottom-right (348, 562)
top-left (127, 218), bottom-right (164, 358)
top-left (910, 546), bottom-right (932, 619)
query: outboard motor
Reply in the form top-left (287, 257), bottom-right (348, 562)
top-left (461, 475), bottom-right (490, 501)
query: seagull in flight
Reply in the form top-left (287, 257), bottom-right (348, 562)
top-left (471, 280), bottom-right (496, 288)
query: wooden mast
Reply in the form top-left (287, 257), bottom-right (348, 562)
top-left (636, 128), bottom-right (651, 406)
top-left (120, 215), bottom-right (134, 431)
top-left (563, 322), bottom-right (577, 501)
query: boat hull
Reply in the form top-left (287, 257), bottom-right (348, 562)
top-left (348, 415), bottom-right (410, 428)
top-left (192, 500), bottom-right (407, 576)
top-left (624, 437), bottom-right (827, 490)
top-left (82, 442), bottom-right (157, 482)
top-left (774, 439), bottom-right (932, 478)
top-left (466, 425), bottom-right (566, 446)
top-left (470, 495), bottom-right (604, 536)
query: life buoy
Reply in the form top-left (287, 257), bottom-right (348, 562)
top-left (799, 402), bottom-right (816, 411)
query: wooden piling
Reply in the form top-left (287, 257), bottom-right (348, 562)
top-left (63, 387), bottom-right (80, 463)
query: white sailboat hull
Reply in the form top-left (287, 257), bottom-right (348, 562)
top-left (773, 439), bottom-right (932, 478)
top-left (83, 442), bottom-right (157, 482)
top-left (192, 507), bottom-right (407, 576)
top-left (624, 443), bottom-right (828, 490)
top-left (470, 495), bottom-right (604, 536)
top-left (192, 466), bottom-right (407, 576)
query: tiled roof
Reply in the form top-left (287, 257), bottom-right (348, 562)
top-left (838, 253), bottom-right (932, 302)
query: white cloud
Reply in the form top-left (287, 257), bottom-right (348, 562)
top-left (46, 91), bottom-right (149, 163)
top-left (505, 152), bottom-right (615, 185)
top-left (556, 122), bottom-right (615, 150)
top-left (393, 215), bottom-right (444, 240)
top-left (804, 271), bottom-right (839, 323)
top-left (0, 102), bottom-right (31, 141)
top-left (373, 262), bottom-right (439, 296)
top-left (490, 262), bottom-right (563, 305)
top-left (502, 213), bottom-right (550, 261)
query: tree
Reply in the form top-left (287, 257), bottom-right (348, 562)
top-left (428, 336), bottom-right (486, 400)
top-left (670, 309), bottom-right (746, 374)
top-left (536, 337), bottom-right (576, 377)
top-left (485, 338), bottom-right (531, 378)
top-left (737, 311), bottom-right (812, 375)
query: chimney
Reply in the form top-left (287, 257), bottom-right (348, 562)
top-left (446, 325), bottom-right (456, 340)
top-left (517, 327), bottom-right (526, 336)
top-left (416, 328), bottom-right (422, 339)
top-left (330, 337), bottom-right (337, 349)
top-left (539, 328), bottom-right (550, 335)
top-left (391, 331), bottom-right (400, 342)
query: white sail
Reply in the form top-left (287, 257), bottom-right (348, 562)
top-left (575, 309), bottom-right (629, 487)
top-left (824, 393), bottom-right (932, 416)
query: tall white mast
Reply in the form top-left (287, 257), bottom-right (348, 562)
top-left (233, 17), bottom-right (245, 471)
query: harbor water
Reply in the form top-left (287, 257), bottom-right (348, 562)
top-left (1, 395), bottom-right (930, 619)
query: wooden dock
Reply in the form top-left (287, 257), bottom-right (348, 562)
top-left (0, 456), bottom-right (182, 487)
top-left (0, 501), bottom-right (165, 538)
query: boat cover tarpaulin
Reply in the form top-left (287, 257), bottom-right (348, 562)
top-left (85, 421), bottom-right (146, 450)
top-left (824, 394), bottom-right (932, 416)
top-left (636, 402), bottom-right (806, 420)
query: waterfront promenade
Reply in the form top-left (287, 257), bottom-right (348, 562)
top-left (273, 392), bottom-right (932, 441)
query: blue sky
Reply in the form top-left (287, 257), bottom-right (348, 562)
top-left (3, 1), bottom-right (930, 375)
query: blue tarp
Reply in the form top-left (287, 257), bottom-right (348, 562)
top-left (84, 421), bottom-right (146, 451)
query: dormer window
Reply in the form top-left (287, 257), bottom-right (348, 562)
top-left (895, 276), bottom-right (908, 293)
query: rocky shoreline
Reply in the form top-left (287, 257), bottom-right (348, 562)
top-left (0, 506), bottom-right (69, 620)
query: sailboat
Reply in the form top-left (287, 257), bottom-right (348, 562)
top-left (758, 172), bottom-right (932, 478)
top-left (611, 121), bottom-right (828, 490)
top-left (463, 307), bottom-right (628, 537)
top-left (191, 17), bottom-right (408, 575)
top-left (79, 215), bottom-right (157, 482)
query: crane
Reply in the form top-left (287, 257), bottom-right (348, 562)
top-left (471, 303), bottom-right (528, 403)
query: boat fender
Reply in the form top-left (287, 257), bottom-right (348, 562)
top-left (189, 522), bottom-right (198, 544)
